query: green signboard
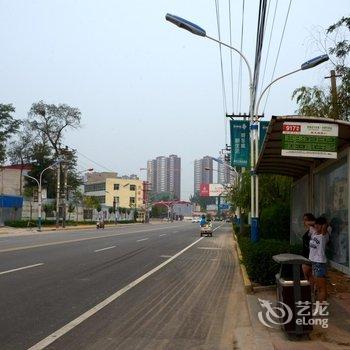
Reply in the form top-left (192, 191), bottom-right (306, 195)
top-left (281, 122), bottom-right (338, 159)
top-left (230, 120), bottom-right (270, 167)
top-left (230, 120), bottom-right (250, 167)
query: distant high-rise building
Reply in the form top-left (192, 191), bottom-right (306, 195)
top-left (147, 159), bottom-right (157, 192)
top-left (194, 156), bottom-right (213, 194)
top-left (146, 155), bottom-right (181, 200)
top-left (217, 155), bottom-right (234, 185)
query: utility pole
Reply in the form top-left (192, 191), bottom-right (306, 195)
top-left (325, 70), bottom-right (341, 118)
top-left (61, 146), bottom-right (70, 228)
top-left (62, 160), bottom-right (68, 228)
top-left (56, 163), bottom-right (60, 228)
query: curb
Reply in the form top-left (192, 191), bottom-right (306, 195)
top-left (233, 232), bottom-right (253, 294)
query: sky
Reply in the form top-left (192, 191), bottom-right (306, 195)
top-left (0, 0), bottom-right (348, 200)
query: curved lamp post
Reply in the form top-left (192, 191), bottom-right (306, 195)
top-left (166, 13), bottom-right (329, 241)
top-left (24, 161), bottom-right (61, 231)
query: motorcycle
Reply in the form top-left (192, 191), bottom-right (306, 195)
top-left (96, 220), bottom-right (105, 229)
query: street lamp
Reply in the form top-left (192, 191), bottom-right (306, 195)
top-left (166, 13), bottom-right (329, 241)
top-left (24, 161), bottom-right (61, 231)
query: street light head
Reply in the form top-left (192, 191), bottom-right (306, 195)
top-left (165, 13), bottom-right (206, 37)
top-left (301, 54), bottom-right (329, 70)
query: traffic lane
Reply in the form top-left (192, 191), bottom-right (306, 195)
top-left (0, 224), bottom-right (214, 349)
top-left (43, 226), bottom-right (235, 350)
top-left (0, 222), bottom-right (192, 252)
top-left (0, 222), bottom-right (199, 271)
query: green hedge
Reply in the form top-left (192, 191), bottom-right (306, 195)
top-left (260, 203), bottom-right (290, 241)
top-left (237, 235), bottom-right (302, 285)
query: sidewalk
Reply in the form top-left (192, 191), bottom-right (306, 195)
top-left (234, 233), bottom-right (350, 350)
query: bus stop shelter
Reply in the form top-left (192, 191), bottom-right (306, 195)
top-left (256, 115), bottom-right (350, 275)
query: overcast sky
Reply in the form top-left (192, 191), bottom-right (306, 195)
top-left (0, 0), bottom-right (348, 199)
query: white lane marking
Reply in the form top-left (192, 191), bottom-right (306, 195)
top-left (0, 225), bottom-right (188, 253)
top-left (94, 246), bottom-right (116, 253)
top-left (159, 234), bottom-right (167, 237)
top-left (0, 263), bottom-right (44, 276)
top-left (28, 236), bottom-right (204, 350)
top-left (160, 255), bottom-right (172, 258)
top-left (136, 238), bottom-right (149, 242)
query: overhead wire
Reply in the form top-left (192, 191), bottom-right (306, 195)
top-left (262, 0), bottom-right (292, 113)
top-left (252, 0), bottom-right (268, 109)
top-left (214, 0), bottom-right (228, 145)
top-left (64, 144), bottom-right (115, 172)
top-left (228, 0), bottom-right (235, 114)
top-left (236, 0), bottom-right (245, 113)
top-left (259, 0), bottom-right (278, 101)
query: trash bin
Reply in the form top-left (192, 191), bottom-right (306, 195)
top-left (273, 253), bottom-right (313, 336)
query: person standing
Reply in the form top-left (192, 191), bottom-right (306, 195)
top-left (309, 216), bottom-right (329, 302)
top-left (301, 213), bottom-right (315, 281)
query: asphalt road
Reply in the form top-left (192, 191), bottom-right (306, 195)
top-left (0, 222), bottom-right (244, 350)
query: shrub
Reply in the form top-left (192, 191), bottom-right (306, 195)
top-left (237, 236), bottom-right (302, 285)
top-left (260, 203), bottom-right (290, 241)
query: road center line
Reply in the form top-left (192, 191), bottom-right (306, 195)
top-left (28, 236), bottom-right (206, 350)
top-left (94, 246), bottom-right (116, 253)
top-left (136, 238), bottom-right (149, 242)
top-left (0, 263), bottom-right (44, 276)
top-left (159, 234), bottom-right (167, 237)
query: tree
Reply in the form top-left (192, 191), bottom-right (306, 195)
top-left (70, 189), bottom-right (83, 221)
top-left (189, 191), bottom-right (216, 211)
top-left (226, 173), bottom-right (292, 215)
top-left (28, 101), bottom-right (81, 156)
top-left (0, 104), bottom-right (21, 163)
top-left (149, 192), bottom-right (173, 202)
top-left (67, 203), bottom-right (75, 221)
top-left (292, 16), bottom-right (350, 120)
top-left (10, 102), bottom-right (83, 198)
top-left (43, 203), bottom-right (55, 219)
top-left (83, 196), bottom-right (99, 221)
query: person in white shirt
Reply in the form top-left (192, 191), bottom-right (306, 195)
top-left (309, 216), bottom-right (329, 302)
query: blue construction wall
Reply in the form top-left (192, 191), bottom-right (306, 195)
top-left (0, 195), bottom-right (23, 208)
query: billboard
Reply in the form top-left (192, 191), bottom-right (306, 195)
top-left (200, 183), bottom-right (224, 197)
top-left (281, 122), bottom-right (338, 159)
top-left (200, 183), bottom-right (210, 197)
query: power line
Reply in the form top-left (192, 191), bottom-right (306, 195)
top-left (214, 0), bottom-right (228, 144)
top-left (64, 145), bottom-right (115, 172)
top-left (259, 0), bottom-right (278, 97)
top-left (252, 0), bottom-right (269, 110)
top-left (263, 0), bottom-right (292, 113)
top-left (228, 0), bottom-right (235, 114)
top-left (236, 0), bottom-right (245, 113)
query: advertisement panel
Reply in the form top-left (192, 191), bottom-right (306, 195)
top-left (200, 183), bottom-right (225, 197)
top-left (230, 120), bottom-right (250, 167)
top-left (209, 183), bottom-right (224, 197)
top-left (200, 183), bottom-right (210, 197)
top-left (230, 120), bottom-right (270, 167)
top-left (281, 122), bottom-right (338, 159)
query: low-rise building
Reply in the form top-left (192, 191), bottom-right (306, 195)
top-left (84, 175), bottom-right (144, 209)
